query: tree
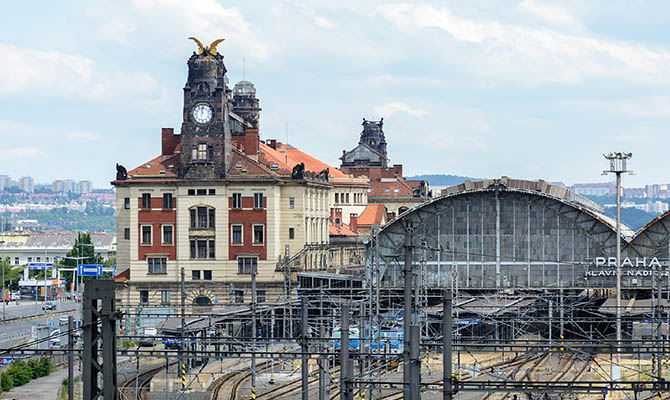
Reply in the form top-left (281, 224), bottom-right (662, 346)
top-left (1, 257), bottom-right (21, 292)
top-left (59, 233), bottom-right (103, 287)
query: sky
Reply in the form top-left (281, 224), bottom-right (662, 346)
top-left (1, 0), bottom-right (670, 189)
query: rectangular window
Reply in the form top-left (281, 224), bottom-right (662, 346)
top-left (197, 143), bottom-right (207, 160)
top-left (289, 227), bottom-right (295, 239)
top-left (197, 240), bottom-right (207, 258)
top-left (238, 257), bottom-right (257, 274)
top-left (46, 257), bottom-right (49, 262)
top-left (190, 209), bottom-right (196, 228)
top-left (208, 240), bottom-right (215, 259)
top-left (253, 225), bottom-right (264, 244)
top-left (232, 225), bottom-right (242, 244)
top-left (289, 197), bottom-right (295, 209)
top-left (163, 193), bottom-right (173, 209)
top-left (235, 290), bottom-right (244, 304)
top-left (188, 189), bottom-right (195, 196)
top-left (14, 257), bottom-right (18, 265)
top-left (124, 228), bottom-right (130, 240)
top-left (232, 193), bottom-right (242, 209)
top-left (208, 208), bottom-right (215, 228)
top-left (124, 197), bottom-right (130, 209)
top-left (141, 193), bottom-right (151, 209)
top-left (161, 290), bottom-right (170, 305)
top-left (162, 225), bottom-right (173, 245)
top-left (36, 257), bottom-right (40, 262)
top-left (203, 270), bottom-right (212, 280)
top-left (257, 290), bottom-right (266, 303)
top-left (192, 270), bottom-right (200, 280)
top-left (141, 225), bottom-right (152, 245)
top-left (28, 257), bottom-right (32, 263)
top-left (254, 193), bottom-right (263, 208)
top-left (345, 193), bottom-right (349, 203)
top-left (147, 257), bottom-right (167, 274)
top-left (208, 189), bottom-right (216, 195)
top-left (197, 188), bottom-right (206, 195)
top-left (197, 207), bottom-right (207, 228)
top-left (140, 290), bottom-right (148, 304)
top-left (334, 193), bottom-right (339, 203)
top-left (190, 240), bottom-right (196, 258)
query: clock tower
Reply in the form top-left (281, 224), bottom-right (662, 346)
top-left (179, 38), bottom-right (232, 179)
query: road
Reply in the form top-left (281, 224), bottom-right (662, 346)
top-left (0, 300), bottom-right (79, 348)
top-left (0, 300), bottom-right (78, 320)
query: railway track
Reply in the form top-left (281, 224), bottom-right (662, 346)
top-left (257, 365), bottom-right (340, 400)
top-left (118, 363), bottom-right (170, 400)
top-left (210, 361), bottom-right (271, 400)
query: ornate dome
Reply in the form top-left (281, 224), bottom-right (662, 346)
top-left (233, 80), bottom-right (256, 96)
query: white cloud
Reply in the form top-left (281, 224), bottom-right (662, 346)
top-left (377, 3), bottom-right (670, 85)
top-left (518, 0), bottom-right (582, 31)
top-left (0, 147), bottom-right (47, 159)
top-left (0, 43), bottom-right (169, 104)
top-left (373, 102), bottom-right (428, 118)
top-left (66, 131), bottom-right (103, 141)
top-left (126, 0), bottom-right (270, 60)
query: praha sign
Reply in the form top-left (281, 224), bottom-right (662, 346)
top-left (585, 257), bottom-right (669, 277)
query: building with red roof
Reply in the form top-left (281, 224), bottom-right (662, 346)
top-left (112, 42), bottom-right (344, 308)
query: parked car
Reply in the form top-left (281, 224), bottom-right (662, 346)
top-left (139, 327), bottom-right (158, 347)
top-left (49, 329), bottom-right (61, 347)
top-left (11, 292), bottom-right (20, 301)
top-left (42, 301), bottom-right (56, 311)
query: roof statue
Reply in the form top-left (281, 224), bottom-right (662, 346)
top-left (188, 37), bottom-right (225, 55)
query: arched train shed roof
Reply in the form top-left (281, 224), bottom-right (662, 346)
top-left (374, 178), bottom-right (633, 261)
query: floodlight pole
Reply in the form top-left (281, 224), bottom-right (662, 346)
top-left (602, 151), bottom-right (632, 383)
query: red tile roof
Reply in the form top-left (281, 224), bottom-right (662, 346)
top-left (127, 154), bottom-right (179, 178)
top-left (261, 142), bottom-right (349, 180)
top-left (369, 178), bottom-right (414, 197)
top-left (329, 221), bottom-right (359, 236)
top-left (358, 204), bottom-right (387, 226)
top-left (113, 268), bottom-right (130, 283)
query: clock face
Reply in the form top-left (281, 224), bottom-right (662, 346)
top-left (192, 104), bottom-right (213, 124)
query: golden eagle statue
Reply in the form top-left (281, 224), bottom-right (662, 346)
top-left (188, 37), bottom-right (225, 55)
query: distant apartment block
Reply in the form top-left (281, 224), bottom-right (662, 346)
top-left (76, 180), bottom-right (93, 194)
top-left (604, 200), bottom-right (669, 214)
top-left (19, 176), bottom-right (34, 193)
top-left (570, 183), bottom-right (615, 196)
top-left (0, 175), bottom-right (9, 190)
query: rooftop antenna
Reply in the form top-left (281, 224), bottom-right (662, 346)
top-left (285, 122), bottom-right (289, 164)
top-left (243, 58), bottom-right (246, 81)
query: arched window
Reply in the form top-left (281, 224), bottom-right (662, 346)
top-left (193, 295), bottom-right (212, 306)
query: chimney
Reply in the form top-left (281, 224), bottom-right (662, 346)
top-left (335, 208), bottom-right (342, 226)
top-left (349, 214), bottom-right (358, 232)
top-left (242, 125), bottom-right (259, 161)
top-left (330, 208), bottom-right (336, 222)
top-left (267, 139), bottom-right (277, 150)
top-left (161, 128), bottom-right (178, 156)
top-left (392, 164), bottom-right (403, 177)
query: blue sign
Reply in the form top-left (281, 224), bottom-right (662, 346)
top-left (78, 264), bottom-right (103, 276)
top-left (0, 358), bottom-right (14, 366)
top-left (28, 263), bottom-right (53, 270)
top-left (455, 318), bottom-right (482, 325)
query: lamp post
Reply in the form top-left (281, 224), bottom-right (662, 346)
top-left (1, 240), bottom-right (6, 321)
top-left (602, 151), bottom-right (632, 383)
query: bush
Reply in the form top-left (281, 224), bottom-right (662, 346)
top-left (0, 357), bottom-right (53, 392)
top-left (119, 340), bottom-right (137, 348)
top-left (36, 357), bottom-right (52, 377)
top-left (1, 371), bottom-right (14, 391)
top-left (7, 360), bottom-right (32, 386)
